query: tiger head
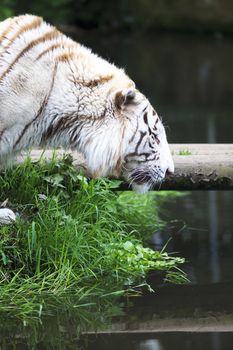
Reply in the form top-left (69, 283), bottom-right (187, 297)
top-left (113, 88), bottom-right (174, 193)
top-left (82, 86), bottom-right (174, 193)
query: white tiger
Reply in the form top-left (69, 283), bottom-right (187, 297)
top-left (0, 15), bottom-right (174, 222)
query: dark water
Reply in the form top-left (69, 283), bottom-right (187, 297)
top-left (152, 191), bottom-right (233, 285)
top-left (2, 32), bottom-right (233, 349)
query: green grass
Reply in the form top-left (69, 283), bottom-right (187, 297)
top-left (0, 154), bottom-right (186, 326)
top-left (177, 149), bottom-right (192, 156)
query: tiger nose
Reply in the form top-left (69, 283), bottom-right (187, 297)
top-left (165, 161), bottom-right (175, 177)
top-left (165, 168), bottom-right (174, 177)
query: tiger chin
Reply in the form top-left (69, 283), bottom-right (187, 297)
top-left (0, 14), bottom-right (174, 223)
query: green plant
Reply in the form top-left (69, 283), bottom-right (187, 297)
top-left (177, 149), bottom-right (192, 156)
top-left (0, 154), bottom-right (186, 326)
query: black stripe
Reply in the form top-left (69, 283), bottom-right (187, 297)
top-left (143, 112), bottom-right (148, 125)
top-left (125, 131), bottom-right (147, 162)
top-left (0, 127), bottom-right (7, 141)
top-left (135, 131), bottom-right (147, 153)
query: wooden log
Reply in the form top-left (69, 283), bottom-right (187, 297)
top-left (164, 144), bottom-right (233, 191)
top-left (25, 144), bottom-right (233, 191)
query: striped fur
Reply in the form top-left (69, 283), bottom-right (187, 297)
top-left (0, 14), bottom-right (174, 193)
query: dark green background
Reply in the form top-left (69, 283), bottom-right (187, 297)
top-left (1, 0), bottom-right (233, 33)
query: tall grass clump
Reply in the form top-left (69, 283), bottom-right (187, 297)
top-left (0, 154), bottom-right (186, 324)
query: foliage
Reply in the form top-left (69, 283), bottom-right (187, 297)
top-left (178, 149), bottom-right (192, 156)
top-left (0, 0), bottom-right (232, 33)
top-left (0, 0), bottom-right (14, 20)
top-left (0, 154), bottom-right (186, 326)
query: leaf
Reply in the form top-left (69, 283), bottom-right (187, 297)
top-left (123, 241), bottom-right (134, 252)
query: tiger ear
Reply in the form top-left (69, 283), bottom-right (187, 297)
top-left (115, 89), bottom-right (136, 109)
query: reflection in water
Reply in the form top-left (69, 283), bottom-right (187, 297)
top-left (211, 333), bottom-right (221, 350)
top-left (207, 109), bottom-right (220, 283)
top-left (209, 191), bottom-right (220, 283)
top-left (0, 298), bottom-right (122, 349)
top-left (138, 339), bottom-right (162, 350)
top-left (82, 333), bottom-right (233, 350)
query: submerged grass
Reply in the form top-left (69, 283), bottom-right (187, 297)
top-left (0, 154), bottom-right (186, 324)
